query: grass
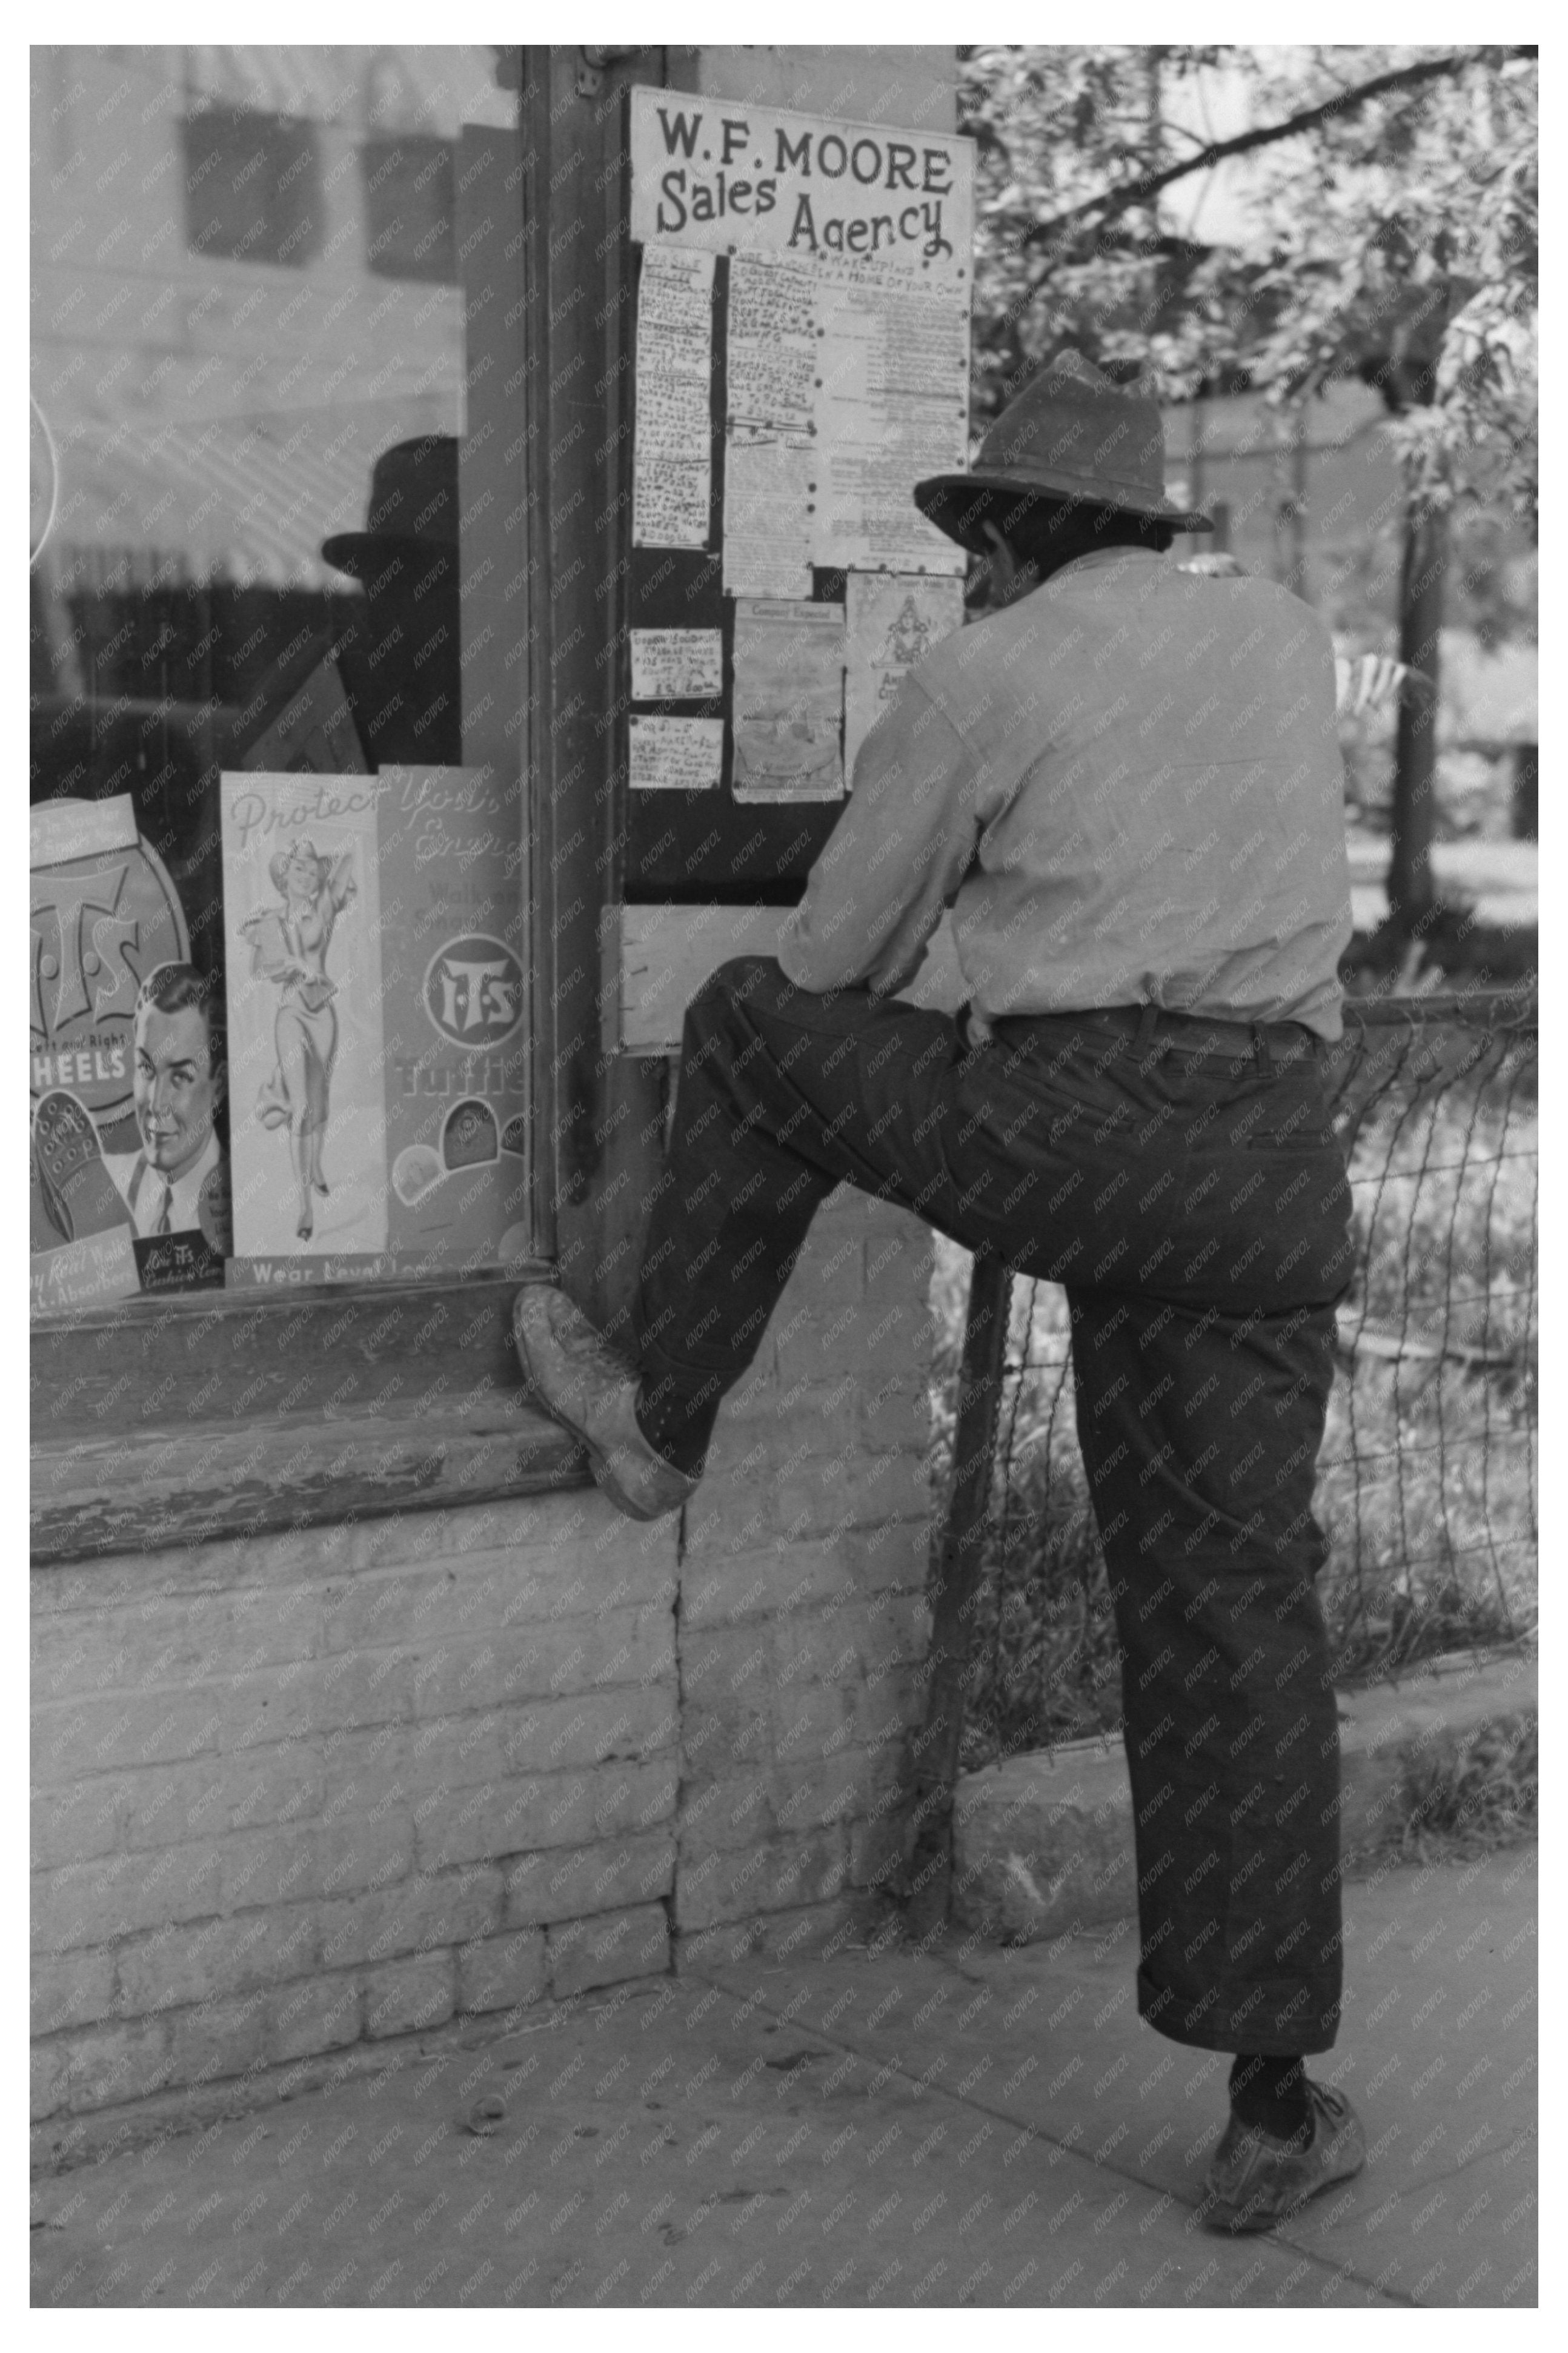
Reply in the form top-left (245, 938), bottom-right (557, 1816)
top-left (1386, 1712), bottom-right (1538, 1860)
top-left (928, 1049), bottom-right (1538, 1774)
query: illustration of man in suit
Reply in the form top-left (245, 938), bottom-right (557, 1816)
top-left (102, 963), bottom-right (227, 1239)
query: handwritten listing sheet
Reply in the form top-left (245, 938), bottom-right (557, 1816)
top-left (726, 252), bottom-right (816, 430)
top-left (630, 629), bottom-right (724, 702)
top-left (629, 714), bottom-right (725, 791)
top-left (633, 247), bottom-right (716, 550)
top-left (722, 253), bottom-right (818, 598)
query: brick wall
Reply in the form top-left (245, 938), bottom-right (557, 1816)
top-left (674, 1192), bottom-right (934, 1966)
top-left (30, 1189), bottom-right (934, 2156)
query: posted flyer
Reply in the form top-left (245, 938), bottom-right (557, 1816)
top-left (222, 766), bottom-right (531, 1286)
top-left (30, 796), bottom-right (229, 1315)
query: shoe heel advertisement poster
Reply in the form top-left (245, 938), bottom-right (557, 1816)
top-left (30, 797), bottom-right (230, 1316)
top-left (221, 768), bottom-right (530, 1286)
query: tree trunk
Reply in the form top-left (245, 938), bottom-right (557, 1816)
top-left (1386, 501), bottom-right (1446, 930)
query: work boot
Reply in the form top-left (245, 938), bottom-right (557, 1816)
top-left (513, 1287), bottom-right (700, 1523)
top-left (1200, 2080), bottom-right (1366, 2235)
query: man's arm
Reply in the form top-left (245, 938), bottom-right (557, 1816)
top-left (777, 679), bottom-right (986, 997)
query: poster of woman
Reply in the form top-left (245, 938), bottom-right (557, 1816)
top-left (222, 775), bottom-right (388, 1264)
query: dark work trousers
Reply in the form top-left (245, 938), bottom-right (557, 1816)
top-left (631, 958), bottom-right (1355, 2054)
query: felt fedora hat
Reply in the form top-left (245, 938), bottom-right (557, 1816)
top-left (321, 434), bottom-right (460, 577)
top-left (915, 351), bottom-right (1212, 551)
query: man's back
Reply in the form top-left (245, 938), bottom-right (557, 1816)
top-left (783, 548), bottom-right (1353, 1038)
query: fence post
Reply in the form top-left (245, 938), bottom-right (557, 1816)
top-left (902, 1247), bottom-right (1011, 1943)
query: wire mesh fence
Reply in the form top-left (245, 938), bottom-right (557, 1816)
top-left (928, 988), bottom-right (1538, 1774)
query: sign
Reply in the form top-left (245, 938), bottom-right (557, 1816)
top-left (630, 91), bottom-right (973, 282)
top-left (631, 95), bottom-right (972, 579)
top-left (620, 91), bottom-right (975, 894)
top-left (29, 797), bottom-right (229, 1312)
top-left (222, 766), bottom-right (531, 1284)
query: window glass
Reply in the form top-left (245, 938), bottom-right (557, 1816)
top-left (30, 45), bottom-right (523, 1312)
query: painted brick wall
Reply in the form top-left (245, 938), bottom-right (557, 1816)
top-left (30, 1188), bottom-right (934, 2153)
top-left (674, 1191), bottom-right (935, 1967)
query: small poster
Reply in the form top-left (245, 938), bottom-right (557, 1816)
top-left (845, 573), bottom-right (966, 776)
top-left (731, 599), bottom-right (845, 803)
top-left (222, 767), bottom-right (531, 1285)
top-left (629, 715), bottom-right (725, 791)
top-left (30, 797), bottom-right (229, 1315)
top-left (630, 628), bottom-right (723, 703)
top-left (632, 246), bottom-right (716, 550)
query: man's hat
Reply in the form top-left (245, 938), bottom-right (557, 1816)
top-left (321, 434), bottom-right (459, 578)
top-left (914, 351), bottom-right (1212, 552)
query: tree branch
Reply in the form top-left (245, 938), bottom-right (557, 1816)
top-left (1016, 45), bottom-right (1536, 254)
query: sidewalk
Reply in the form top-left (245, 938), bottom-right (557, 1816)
top-left (30, 1846), bottom-right (1535, 2309)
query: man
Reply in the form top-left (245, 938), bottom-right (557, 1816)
top-left (104, 963), bottom-right (227, 1238)
top-left (516, 352), bottom-right (1365, 2234)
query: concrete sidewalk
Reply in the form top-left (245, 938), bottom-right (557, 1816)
top-left (30, 1847), bottom-right (1535, 2309)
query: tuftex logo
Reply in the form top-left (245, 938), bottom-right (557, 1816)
top-left (421, 934), bottom-right (524, 1047)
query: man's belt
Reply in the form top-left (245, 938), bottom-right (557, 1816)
top-left (991, 1003), bottom-right (1321, 1061)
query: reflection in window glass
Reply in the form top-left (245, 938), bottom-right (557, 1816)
top-left (30, 44), bottom-right (520, 1307)
top-left (30, 44), bottom-right (505, 940)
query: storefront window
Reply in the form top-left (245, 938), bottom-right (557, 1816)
top-left (30, 45), bottom-right (528, 1316)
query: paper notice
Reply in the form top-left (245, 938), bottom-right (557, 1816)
top-left (727, 253), bottom-right (817, 431)
top-left (722, 251), bottom-right (819, 597)
top-left (633, 247), bottom-right (716, 550)
top-left (29, 794), bottom-right (139, 868)
top-left (731, 599), bottom-right (845, 803)
top-left (630, 714), bottom-right (725, 791)
top-left (812, 258), bottom-right (969, 574)
top-left (631, 629), bottom-right (723, 702)
top-left (723, 430), bottom-right (816, 599)
top-left (844, 573), bottom-right (966, 778)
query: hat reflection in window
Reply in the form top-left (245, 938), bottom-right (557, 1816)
top-left (321, 434), bottom-right (463, 767)
top-left (241, 840), bottom-right (357, 1241)
top-left (244, 434), bottom-right (463, 774)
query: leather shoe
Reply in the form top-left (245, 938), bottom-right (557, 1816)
top-left (1201, 2080), bottom-right (1367, 2234)
top-left (513, 1287), bottom-right (700, 1523)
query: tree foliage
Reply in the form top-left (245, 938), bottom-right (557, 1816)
top-left (960, 45), bottom-right (1538, 522)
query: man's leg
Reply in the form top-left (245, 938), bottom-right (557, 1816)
top-left (1066, 1284), bottom-right (1344, 2057)
top-left (1066, 1283), bottom-right (1366, 2227)
top-left (628, 958), bottom-right (972, 1472)
top-left (518, 959), bottom-right (975, 1512)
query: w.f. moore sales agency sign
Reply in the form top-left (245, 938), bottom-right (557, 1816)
top-left (629, 90), bottom-right (973, 280)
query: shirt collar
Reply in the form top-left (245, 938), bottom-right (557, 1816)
top-left (1048, 547), bottom-right (1167, 582)
top-left (165, 1130), bottom-right (221, 1216)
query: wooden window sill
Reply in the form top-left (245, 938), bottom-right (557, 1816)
top-left (30, 1272), bottom-right (588, 1565)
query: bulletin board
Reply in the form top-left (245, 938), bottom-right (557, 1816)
top-left (623, 89), bottom-right (975, 902)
